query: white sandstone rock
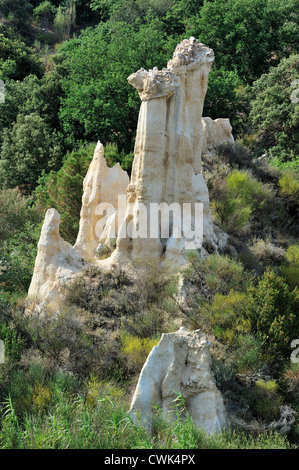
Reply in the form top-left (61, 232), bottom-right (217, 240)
top-left (114, 38), bottom-right (225, 265)
top-left (201, 116), bottom-right (234, 158)
top-left (74, 141), bottom-right (129, 260)
top-left (28, 208), bottom-right (85, 311)
top-left (27, 38), bottom-right (233, 309)
top-left (129, 327), bottom-right (227, 435)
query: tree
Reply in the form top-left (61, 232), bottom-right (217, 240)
top-left (0, 73), bottom-right (63, 147)
top-left (33, 1), bottom-right (56, 28)
top-left (0, 0), bottom-right (33, 31)
top-left (0, 113), bottom-right (63, 192)
top-left (249, 55), bottom-right (299, 165)
top-left (191, 0), bottom-right (298, 83)
top-left (203, 66), bottom-right (248, 132)
top-left (57, 18), bottom-right (178, 152)
top-left (0, 189), bottom-right (42, 295)
top-left (0, 27), bottom-right (43, 81)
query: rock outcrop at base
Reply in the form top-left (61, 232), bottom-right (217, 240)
top-left (28, 208), bottom-right (85, 311)
top-left (129, 327), bottom-right (226, 435)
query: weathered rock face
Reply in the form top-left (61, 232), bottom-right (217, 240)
top-left (201, 117), bottom-right (234, 159)
top-left (28, 208), bottom-right (85, 311)
top-left (129, 327), bottom-right (226, 434)
top-left (74, 141), bottom-right (129, 261)
top-left (112, 38), bottom-right (229, 265)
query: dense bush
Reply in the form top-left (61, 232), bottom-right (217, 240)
top-left (0, 74), bottom-right (63, 148)
top-left (0, 113), bottom-right (63, 192)
top-left (209, 169), bottom-right (273, 235)
top-left (245, 270), bottom-right (299, 360)
top-left (281, 244), bottom-right (299, 290)
top-left (0, 27), bottom-right (42, 81)
top-left (33, 1), bottom-right (56, 27)
top-left (249, 55), bottom-right (299, 166)
top-left (192, 0), bottom-right (298, 83)
top-left (208, 290), bottom-right (250, 346)
top-left (0, 189), bottom-right (42, 297)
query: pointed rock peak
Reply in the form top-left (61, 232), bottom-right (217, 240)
top-left (92, 140), bottom-right (106, 166)
top-left (39, 208), bottom-right (61, 244)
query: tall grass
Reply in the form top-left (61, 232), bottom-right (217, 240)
top-left (0, 383), bottom-right (295, 449)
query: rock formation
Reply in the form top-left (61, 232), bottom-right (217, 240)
top-left (28, 37), bottom-right (234, 305)
top-left (201, 117), bottom-right (234, 160)
top-left (112, 39), bottom-right (220, 264)
top-left (28, 208), bottom-right (85, 311)
top-left (74, 141), bottom-right (129, 261)
top-left (129, 327), bottom-right (227, 434)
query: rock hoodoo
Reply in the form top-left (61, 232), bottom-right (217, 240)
top-left (129, 327), bottom-right (227, 434)
top-left (113, 38), bottom-right (225, 265)
top-left (28, 208), bottom-right (84, 310)
top-left (28, 37), bottom-right (234, 305)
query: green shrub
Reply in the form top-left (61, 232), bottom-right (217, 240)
top-left (103, 143), bottom-right (134, 174)
top-left (251, 379), bottom-right (283, 422)
top-left (120, 332), bottom-right (160, 373)
top-left (0, 189), bottom-right (42, 296)
top-left (85, 375), bottom-right (126, 409)
top-left (0, 113), bottom-right (63, 192)
top-left (234, 335), bottom-right (264, 374)
top-left (245, 270), bottom-right (299, 359)
top-left (187, 253), bottom-right (247, 296)
top-left (281, 244), bottom-right (299, 289)
top-left (210, 169), bottom-right (272, 234)
top-left (279, 173), bottom-right (299, 203)
top-left (0, 324), bottom-right (24, 363)
top-left (249, 54), bottom-right (299, 164)
top-left (250, 237), bottom-right (285, 268)
top-left (33, 1), bottom-right (56, 25)
top-left (209, 291), bottom-right (250, 345)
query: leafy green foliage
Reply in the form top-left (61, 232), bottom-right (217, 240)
top-left (281, 244), bottom-right (299, 290)
top-left (246, 270), bottom-right (299, 359)
top-left (203, 67), bottom-right (248, 131)
top-left (279, 172), bottom-right (299, 203)
top-left (0, 189), bottom-right (42, 295)
top-left (250, 379), bottom-right (283, 422)
top-left (192, 0), bottom-right (298, 83)
top-left (0, 113), bottom-right (63, 192)
top-left (35, 143), bottom-right (94, 243)
top-left (249, 55), bottom-right (299, 164)
top-left (0, 73), bottom-right (63, 147)
top-left (57, 19), bottom-right (178, 151)
top-left (0, 0), bottom-right (33, 32)
top-left (33, 1), bottom-right (56, 27)
top-left (0, 324), bottom-right (24, 363)
top-left (0, 27), bottom-right (43, 81)
top-left (210, 169), bottom-right (273, 234)
top-left (209, 290), bottom-right (250, 345)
